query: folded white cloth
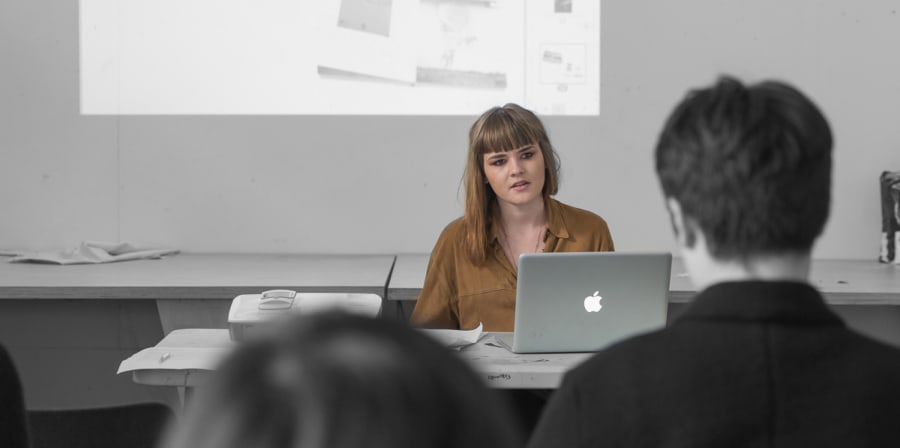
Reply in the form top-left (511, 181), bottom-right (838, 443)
top-left (6, 241), bottom-right (179, 265)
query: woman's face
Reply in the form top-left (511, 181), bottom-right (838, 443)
top-left (482, 144), bottom-right (546, 209)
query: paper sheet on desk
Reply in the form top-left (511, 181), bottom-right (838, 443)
top-left (117, 347), bottom-right (232, 374)
top-left (419, 323), bottom-right (483, 350)
top-left (7, 241), bottom-right (179, 265)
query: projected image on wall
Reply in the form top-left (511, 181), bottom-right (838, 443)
top-left (415, 0), bottom-right (508, 89)
top-left (79, 0), bottom-right (600, 115)
top-left (540, 44), bottom-right (586, 85)
top-left (321, 0), bottom-right (509, 89)
top-left (338, 0), bottom-right (393, 37)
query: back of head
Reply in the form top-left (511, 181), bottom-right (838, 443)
top-left (655, 76), bottom-right (833, 258)
top-left (163, 312), bottom-right (522, 448)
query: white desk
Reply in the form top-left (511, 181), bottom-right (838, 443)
top-left (460, 333), bottom-right (593, 388)
top-left (387, 254), bottom-right (900, 347)
top-left (388, 254), bottom-right (431, 303)
top-left (121, 329), bottom-right (232, 389)
top-left (387, 254), bottom-right (900, 305)
top-left (0, 253), bottom-right (396, 409)
top-left (122, 329), bottom-right (591, 390)
top-left (0, 253), bottom-right (397, 333)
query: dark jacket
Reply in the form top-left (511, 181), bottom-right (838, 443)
top-left (529, 281), bottom-right (900, 447)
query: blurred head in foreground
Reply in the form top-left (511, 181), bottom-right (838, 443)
top-left (162, 312), bottom-right (522, 448)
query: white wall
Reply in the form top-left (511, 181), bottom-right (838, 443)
top-left (3, 0), bottom-right (900, 259)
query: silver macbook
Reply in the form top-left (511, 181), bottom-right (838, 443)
top-left (496, 252), bottom-right (672, 353)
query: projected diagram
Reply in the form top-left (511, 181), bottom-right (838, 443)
top-left (320, 0), bottom-right (509, 89)
top-left (415, 0), bottom-right (508, 89)
top-left (338, 0), bottom-right (394, 37)
top-left (79, 0), bottom-right (600, 115)
top-left (540, 44), bottom-right (586, 85)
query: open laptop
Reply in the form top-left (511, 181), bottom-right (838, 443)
top-left (495, 252), bottom-right (672, 353)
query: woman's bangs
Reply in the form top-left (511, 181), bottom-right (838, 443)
top-left (477, 114), bottom-right (538, 156)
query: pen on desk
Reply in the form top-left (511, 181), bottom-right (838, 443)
top-left (159, 352), bottom-right (171, 364)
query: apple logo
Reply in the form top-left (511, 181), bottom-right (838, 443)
top-left (584, 290), bottom-right (603, 312)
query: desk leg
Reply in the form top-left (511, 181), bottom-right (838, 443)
top-left (178, 386), bottom-right (196, 412)
top-left (388, 301), bottom-right (415, 322)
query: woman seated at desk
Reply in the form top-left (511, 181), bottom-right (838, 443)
top-left (411, 103), bottom-right (615, 332)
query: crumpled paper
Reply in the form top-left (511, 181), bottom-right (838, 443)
top-left (5, 240), bottom-right (179, 265)
top-left (418, 323), bottom-right (484, 350)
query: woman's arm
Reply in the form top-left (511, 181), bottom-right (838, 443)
top-left (409, 224), bottom-right (461, 329)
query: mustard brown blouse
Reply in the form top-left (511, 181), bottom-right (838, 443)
top-left (410, 198), bottom-right (614, 332)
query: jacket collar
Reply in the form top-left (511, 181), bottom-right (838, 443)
top-left (545, 197), bottom-right (570, 240)
top-left (674, 281), bottom-right (844, 326)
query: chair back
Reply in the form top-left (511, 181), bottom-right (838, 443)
top-left (28, 402), bottom-right (174, 448)
top-left (1, 344), bottom-right (28, 448)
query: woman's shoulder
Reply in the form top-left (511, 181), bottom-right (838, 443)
top-left (552, 198), bottom-right (610, 228)
top-left (437, 216), bottom-right (467, 239)
top-left (430, 217), bottom-right (467, 253)
top-left (550, 198), bottom-right (615, 249)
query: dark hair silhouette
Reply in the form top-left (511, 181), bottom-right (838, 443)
top-left (163, 312), bottom-right (523, 448)
top-left (656, 76), bottom-right (832, 257)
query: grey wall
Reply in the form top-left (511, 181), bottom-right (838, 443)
top-left (3, 0), bottom-right (900, 258)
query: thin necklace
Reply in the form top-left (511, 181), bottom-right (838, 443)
top-left (501, 225), bottom-right (545, 269)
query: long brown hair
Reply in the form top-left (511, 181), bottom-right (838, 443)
top-left (462, 103), bottom-right (560, 264)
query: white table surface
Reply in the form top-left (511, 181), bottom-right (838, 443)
top-left (387, 254), bottom-right (900, 305)
top-left (123, 328), bottom-right (592, 390)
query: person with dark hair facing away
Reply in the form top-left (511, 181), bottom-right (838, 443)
top-left (161, 312), bottom-right (524, 448)
top-left (529, 76), bottom-right (900, 447)
top-left (0, 343), bottom-right (29, 448)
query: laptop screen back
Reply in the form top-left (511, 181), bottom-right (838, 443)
top-left (508, 252), bottom-right (671, 353)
